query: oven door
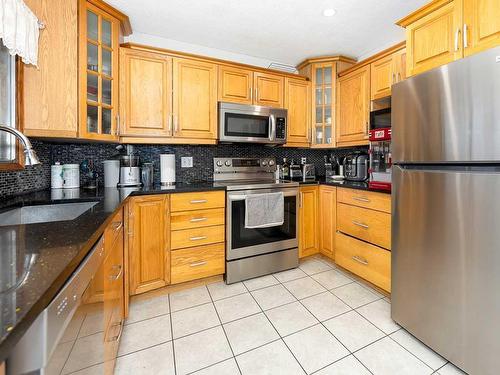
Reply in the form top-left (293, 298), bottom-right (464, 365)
top-left (219, 102), bottom-right (274, 143)
top-left (226, 187), bottom-right (298, 260)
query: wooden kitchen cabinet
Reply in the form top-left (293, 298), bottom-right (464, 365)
top-left (79, 0), bottom-right (122, 141)
top-left (128, 195), bottom-right (170, 295)
top-left (253, 72), bottom-right (284, 108)
top-left (370, 47), bottom-right (406, 100)
top-left (218, 65), bottom-right (254, 104)
top-left (119, 48), bottom-right (172, 137)
top-left (463, 0), bottom-right (500, 56)
top-left (398, 0), bottom-right (499, 76)
top-left (172, 58), bottom-right (218, 141)
top-left (284, 78), bottom-right (311, 147)
top-left (299, 186), bottom-right (319, 258)
top-left (22, 0), bottom-right (78, 138)
top-left (336, 65), bottom-right (370, 146)
top-left (319, 185), bottom-right (336, 260)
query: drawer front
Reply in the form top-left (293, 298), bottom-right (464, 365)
top-left (337, 188), bottom-right (391, 213)
top-left (171, 208), bottom-right (225, 231)
top-left (171, 191), bottom-right (225, 212)
top-left (171, 243), bottom-right (225, 284)
top-left (171, 225), bottom-right (225, 250)
top-left (105, 208), bottom-right (124, 248)
top-left (335, 232), bottom-right (391, 292)
top-left (337, 203), bottom-right (391, 249)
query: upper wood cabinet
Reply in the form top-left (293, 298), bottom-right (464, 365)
top-left (254, 72), bottom-right (284, 107)
top-left (284, 78), bottom-right (311, 147)
top-left (398, 0), bottom-right (500, 76)
top-left (119, 48), bottom-right (172, 137)
top-left (319, 185), bottom-right (336, 260)
top-left (299, 186), bottom-right (319, 258)
top-left (218, 66), bottom-right (285, 107)
top-left (128, 195), bottom-right (170, 295)
top-left (218, 65), bottom-right (253, 104)
top-left (463, 0), bottom-right (500, 56)
top-left (336, 65), bottom-right (370, 147)
top-left (79, 0), bottom-right (121, 141)
top-left (22, 0), bottom-right (78, 138)
top-left (119, 47), bottom-right (217, 144)
top-left (172, 58), bottom-right (218, 140)
top-left (370, 48), bottom-right (406, 100)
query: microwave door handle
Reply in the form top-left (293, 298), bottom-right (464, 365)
top-left (269, 114), bottom-right (276, 141)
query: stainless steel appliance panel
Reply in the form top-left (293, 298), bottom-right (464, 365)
top-left (392, 47), bottom-right (500, 163)
top-left (392, 166), bottom-right (500, 375)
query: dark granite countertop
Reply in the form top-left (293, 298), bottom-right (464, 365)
top-left (297, 177), bottom-right (392, 194)
top-left (0, 182), bottom-right (225, 362)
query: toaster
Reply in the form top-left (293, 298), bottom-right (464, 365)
top-left (343, 152), bottom-right (369, 181)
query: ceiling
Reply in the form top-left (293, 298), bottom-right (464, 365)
top-left (108, 0), bottom-right (428, 67)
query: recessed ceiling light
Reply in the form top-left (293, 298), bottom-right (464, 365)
top-left (323, 8), bottom-right (336, 17)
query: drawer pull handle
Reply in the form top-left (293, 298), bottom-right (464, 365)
top-left (190, 199), bottom-right (208, 204)
top-left (112, 222), bottom-right (123, 231)
top-left (352, 256), bottom-right (369, 265)
top-left (190, 217), bottom-right (207, 223)
top-left (189, 236), bottom-right (207, 241)
top-left (190, 261), bottom-right (207, 267)
top-left (109, 265), bottom-right (123, 281)
top-left (352, 221), bottom-right (369, 229)
top-left (352, 196), bottom-right (370, 203)
top-left (106, 321), bottom-right (123, 342)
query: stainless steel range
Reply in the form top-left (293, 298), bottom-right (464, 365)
top-left (213, 157), bottom-right (299, 284)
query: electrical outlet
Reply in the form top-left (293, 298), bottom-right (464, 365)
top-left (181, 157), bottom-right (193, 168)
top-left (301, 157), bottom-right (307, 164)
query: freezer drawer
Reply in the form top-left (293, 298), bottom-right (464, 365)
top-left (392, 166), bottom-right (500, 375)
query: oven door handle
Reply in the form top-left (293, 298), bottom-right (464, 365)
top-left (229, 192), bottom-right (297, 201)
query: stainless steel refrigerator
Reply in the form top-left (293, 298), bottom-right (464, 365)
top-left (392, 47), bottom-right (500, 375)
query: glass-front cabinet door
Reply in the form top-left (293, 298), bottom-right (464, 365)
top-left (79, 1), bottom-right (120, 140)
top-left (312, 63), bottom-right (336, 147)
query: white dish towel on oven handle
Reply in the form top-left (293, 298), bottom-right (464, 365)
top-left (245, 192), bottom-right (284, 229)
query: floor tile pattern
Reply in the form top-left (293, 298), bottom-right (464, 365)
top-left (105, 256), bottom-right (468, 375)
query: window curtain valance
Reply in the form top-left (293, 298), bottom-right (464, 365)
top-left (0, 0), bottom-right (40, 66)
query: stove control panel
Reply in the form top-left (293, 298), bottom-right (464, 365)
top-left (213, 157), bottom-right (276, 174)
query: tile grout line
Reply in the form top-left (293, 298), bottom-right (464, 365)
top-left (206, 284), bottom-right (243, 375)
top-left (167, 294), bottom-right (178, 375)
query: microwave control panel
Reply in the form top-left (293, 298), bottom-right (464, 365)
top-left (275, 117), bottom-right (286, 139)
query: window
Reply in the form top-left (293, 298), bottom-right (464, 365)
top-left (0, 44), bottom-right (17, 164)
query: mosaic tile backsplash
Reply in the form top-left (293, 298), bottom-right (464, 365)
top-left (0, 140), bottom-right (367, 198)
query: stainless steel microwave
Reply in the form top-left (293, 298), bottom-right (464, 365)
top-left (219, 102), bottom-right (287, 145)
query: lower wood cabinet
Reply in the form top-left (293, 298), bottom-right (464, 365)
top-left (335, 232), bottom-right (391, 292)
top-left (319, 186), bottom-right (336, 259)
top-left (299, 186), bottom-right (319, 258)
top-left (128, 195), bottom-right (170, 295)
top-left (171, 243), bottom-right (225, 284)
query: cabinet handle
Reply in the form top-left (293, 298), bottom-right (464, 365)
top-left (299, 192), bottom-right (303, 208)
top-left (190, 199), bottom-right (207, 204)
top-left (249, 87), bottom-right (253, 101)
top-left (168, 114), bottom-right (173, 136)
top-left (190, 217), bottom-right (207, 223)
top-left (352, 255), bottom-right (369, 265)
top-left (353, 221), bottom-right (369, 229)
top-left (109, 265), bottom-right (123, 281)
top-left (174, 115), bottom-right (179, 134)
top-left (189, 236), bottom-right (207, 241)
top-left (397, 72), bottom-right (401, 82)
top-left (190, 260), bottom-right (207, 267)
top-left (454, 28), bottom-right (461, 51)
top-left (112, 221), bottom-right (122, 232)
top-left (107, 321), bottom-right (123, 342)
top-left (352, 196), bottom-right (370, 203)
top-left (116, 113), bottom-right (120, 135)
top-left (463, 23), bottom-right (468, 49)
top-left (255, 87), bottom-right (258, 100)
top-left (392, 73), bottom-right (396, 84)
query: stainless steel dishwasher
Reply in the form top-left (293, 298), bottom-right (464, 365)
top-left (8, 237), bottom-right (107, 375)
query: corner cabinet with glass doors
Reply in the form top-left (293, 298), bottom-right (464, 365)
top-left (79, 0), bottom-right (130, 141)
top-left (297, 57), bottom-right (355, 148)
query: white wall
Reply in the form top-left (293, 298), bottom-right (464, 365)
top-left (125, 32), bottom-right (279, 69)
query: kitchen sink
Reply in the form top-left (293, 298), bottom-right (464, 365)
top-left (0, 201), bottom-right (99, 226)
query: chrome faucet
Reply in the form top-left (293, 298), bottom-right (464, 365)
top-left (0, 125), bottom-right (41, 165)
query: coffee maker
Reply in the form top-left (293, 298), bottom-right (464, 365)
top-left (118, 154), bottom-right (141, 187)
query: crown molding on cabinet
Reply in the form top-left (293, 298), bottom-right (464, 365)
top-left (88, 0), bottom-right (132, 36)
top-left (396, 0), bottom-right (454, 27)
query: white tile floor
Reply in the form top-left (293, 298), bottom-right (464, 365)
top-left (113, 256), bottom-right (469, 375)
